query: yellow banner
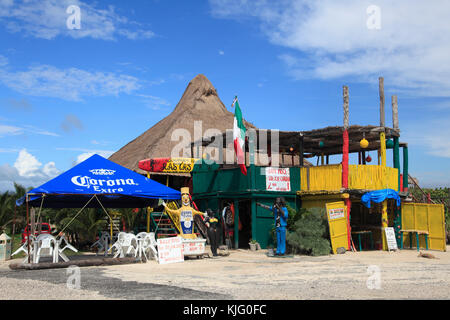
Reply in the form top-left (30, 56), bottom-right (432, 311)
top-left (162, 158), bottom-right (199, 173)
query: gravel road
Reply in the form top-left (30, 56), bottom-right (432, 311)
top-left (1, 247), bottom-right (449, 300)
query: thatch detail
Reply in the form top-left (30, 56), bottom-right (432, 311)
top-left (109, 74), bottom-right (255, 173)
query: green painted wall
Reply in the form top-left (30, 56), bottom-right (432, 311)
top-left (192, 165), bottom-right (300, 249)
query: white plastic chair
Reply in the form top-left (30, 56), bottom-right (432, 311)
top-left (90, 231), bottom-right (110, 256)
top-left (56, 235), bottom-right (78, 262)
top-left (12, 235), bottom-right (36, 263)
top-left (108, 232), bottom-right (137, 258)
top-left (35, 234), bottom-right (57, 263)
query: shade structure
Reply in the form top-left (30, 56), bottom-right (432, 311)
top-left (16, 154), bottom-right (180, 208)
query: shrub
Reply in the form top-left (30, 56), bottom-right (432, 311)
top-left (286, 207), bottom-right (331, 256)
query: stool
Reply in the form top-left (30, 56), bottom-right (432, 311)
top-left (351, 231), bottom-right (374, 251)
top-left (400, 230), bottom-right (429, 251)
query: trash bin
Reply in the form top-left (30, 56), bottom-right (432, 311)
top-left (0, 233), bottom-right (12, 261)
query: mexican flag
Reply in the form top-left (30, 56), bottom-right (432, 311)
top-left (232, 96), bottom-right (247, 175)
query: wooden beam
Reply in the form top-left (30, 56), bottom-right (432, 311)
top-left (392, 95), bottom-right (399, 131)
top-left (343, 86), bottom-right (349, 129)
top-left (379, 77), bottom-right (385, 127)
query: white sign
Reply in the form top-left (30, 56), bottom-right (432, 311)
top-left (328, 207), bottom-right (345, 220)
top-left (157, 236), bottom-right (184, 264)
top-left (265, 167), bottom-right (291, 192)
top-left (384, 227), bottom-right (398, 251)
top-left (182, 239), bottom-right (206, 256)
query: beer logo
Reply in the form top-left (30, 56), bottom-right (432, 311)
top-left (89, 169), bottom-right (116, 176)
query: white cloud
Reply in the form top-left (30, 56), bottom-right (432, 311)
top-left (210, 0), bottom-right (450, 96)
top-left (14, 149), bottom-right (42, 177)
top-left (0, 0), bottom-right (155, 41)
top-left (0, 54), bottom-right (8, 66)
top-left (0, 124), bottom-right (22, 137)
top-left (136, 94), bottom-right (171, 110)
top-left (0, 64), bottom-right (141, 101)
top-left (54, 147), bottom-right (114, 165)
top-left (74, 151), bottom-right (114, 165)
top-left (0, 122), bottom-right (59, 137)
top-left (218, 50), bottom-right (225, 55)
top-left (0, 149), bottom-right (61, 191)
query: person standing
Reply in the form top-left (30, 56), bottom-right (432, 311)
top-left (205, 209), bottom-right (220, 257)
top-left (257, 197), bottom-right (288, 256)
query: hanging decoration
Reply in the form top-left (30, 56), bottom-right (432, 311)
top-left (360, 132), bottom-right (369, 148)
top-left (386, 139), bottom-right (394, 149)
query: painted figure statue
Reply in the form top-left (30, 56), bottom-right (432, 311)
top-left (162, 187), bottom-right (207, 239)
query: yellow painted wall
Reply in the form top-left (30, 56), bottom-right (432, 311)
top-left (301, 165), bottom-right (342, 191)
top-left (300, 165), bottom-right (398, 192)
top-left (401, 203), bottom-right (446, 251)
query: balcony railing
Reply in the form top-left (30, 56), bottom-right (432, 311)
top-left (300, 164), bottom-right (398, 192)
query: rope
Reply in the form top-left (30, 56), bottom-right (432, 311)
top-left (36, 194), bottom-right (45, 226)
top-left (59, 195), bottom-right (96, 235)
top-left (94, 195), bottom-right (120, 232)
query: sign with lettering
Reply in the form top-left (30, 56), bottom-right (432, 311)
top-left (384, 227), bottom-right (398, 251)
top-left (139, 158), bottom-right (199, 173)
top-left (182, 239), bottom-right (206, 256)
top-left (157, 236), bottom-right (184, 264)
top-left (265, 167), bottom-right (291, 192)
top-left (328, 207), bottom-right (346, 220)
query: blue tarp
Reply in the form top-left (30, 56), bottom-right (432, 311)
top-left (16, 154), bottom-right (180, 208)
top-left (361, 189), bottom-right (401, 208)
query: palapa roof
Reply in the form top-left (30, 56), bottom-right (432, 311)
top-left (109, 74), bottom-right (255, 174)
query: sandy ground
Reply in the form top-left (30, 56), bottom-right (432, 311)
top-left (1, 246), bottom-right (449, 300)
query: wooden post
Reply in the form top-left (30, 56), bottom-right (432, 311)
top-left (146, 172), bottom-right (151, 232)
top-left (392, 95), bottom-right (399, 131)
top-left (379, 77), bottom-right (388, 250)
top-left (251, 198), bottom-right (257, 245)
top-left (26, 194), bottom-right (30, 263)
top-left (342, 85), bottom-right (351, 250)
top-left (379, 77), bottom-right (385, 127)
top-left (403, 144), bottom-right (409, 192)
top-left (299, 133), bottom-right (304, 167)
top-left (234, 200), bottom-right (239, 249)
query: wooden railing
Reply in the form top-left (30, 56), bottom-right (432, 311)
top-left (301, 165), bottom-right (398, 192)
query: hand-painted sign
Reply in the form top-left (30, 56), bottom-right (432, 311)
top-left (384, 227), bottom-right (398, 251)
top-left (139, 158), bottom-right (199, 173)
top-left (265, 167), bottom-right (291, 192)
top-left (182, 239), bottom-right (206, 256)
top-left (157, 236), bottom-right (184, 264)
top-left (328, 207), bottom-right (346, 220)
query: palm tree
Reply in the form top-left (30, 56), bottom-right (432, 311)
top-left (0, 191), bottom-right (13, 233)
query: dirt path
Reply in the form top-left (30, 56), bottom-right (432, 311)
top-left (1, 247), bottom-right (449, 300)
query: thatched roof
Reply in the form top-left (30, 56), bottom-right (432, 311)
top-left (109, 74), bottom-right (255, 174)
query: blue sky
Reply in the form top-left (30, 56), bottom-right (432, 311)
top-left (1, 0), bottom-right (450, 191)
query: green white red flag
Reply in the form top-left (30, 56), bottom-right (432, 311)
top-left (232, 96), bottom-right (247, 175)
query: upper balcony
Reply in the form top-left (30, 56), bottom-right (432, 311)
top-left (300, 164), bottom-right (399, 193)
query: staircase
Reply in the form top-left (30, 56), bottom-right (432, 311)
top-left (150, 212), bottom-right (178, 240)
top-left (150, 201), bottom-right (203, 240)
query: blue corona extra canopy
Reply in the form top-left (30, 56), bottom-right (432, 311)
top-left (16, 154), bottom-right (180, 208)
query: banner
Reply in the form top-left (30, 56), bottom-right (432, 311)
top-left (139, 157), bottom-right (199, 173)
top-left (157, 236), bottom-right (184, 264)
top-left (265, 167), bottom-right (290, 192)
